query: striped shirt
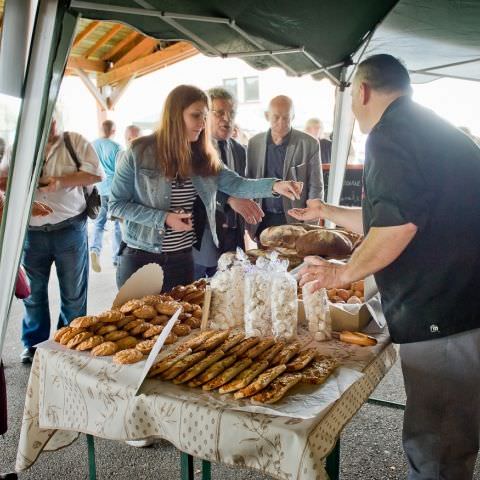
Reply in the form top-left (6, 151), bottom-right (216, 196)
top-left (162, 178), bottom-right (197, 253)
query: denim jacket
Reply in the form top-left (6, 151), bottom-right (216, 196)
top-left (109, 141), bottom-right (277, 253)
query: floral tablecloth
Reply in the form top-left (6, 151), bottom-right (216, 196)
top-left (16, 332), bottom-right (397, 480)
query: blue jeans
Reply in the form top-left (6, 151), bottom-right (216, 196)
top-left (90, 195), bottom-right (122, 263)
top-left (21, 217), bottom-right (89, 348)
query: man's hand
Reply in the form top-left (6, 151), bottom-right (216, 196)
top-left (288, 199), bottom-right (326, 221)
top-left (165, 212), bottom-right (193, 232)
top-left (227, 197), bottom-right (264, 224)
top-left (38, 176), bottom-right (63, 192)
top-left (32, 201), bottom-right (53, 217)
top-left (297, 256), bottom-right (348, 293)
top-left (272, 180), bottom-right (303, 200)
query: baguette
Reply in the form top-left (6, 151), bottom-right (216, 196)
top-left (233, 365), bottom-right (286, 399)
top-left (251, 373), bottom-right (302, 404)
top-left (202, 358), bottom-right (252, 391)
top-left (218, 360), bottom-right (269, 394)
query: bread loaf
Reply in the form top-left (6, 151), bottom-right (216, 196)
top-left (259, 225), bottom-right (307, 249)
top-left (295, 229), bottom-right (352, 257)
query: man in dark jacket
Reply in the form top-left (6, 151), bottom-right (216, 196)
top-left (292, 54), bottom-right (480, 480)
top-left (193, 87), bottom-right (263, 278)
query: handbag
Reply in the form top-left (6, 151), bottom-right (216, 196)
top-left (63, 132), bottom-right (101, 219)
top-left (15, 267), bottom-right (31, 299)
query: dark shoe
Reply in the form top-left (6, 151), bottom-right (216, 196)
top-left (20, 347), bottom-right (36, 364)
top-left (0, 473), bottom-right (18, 479)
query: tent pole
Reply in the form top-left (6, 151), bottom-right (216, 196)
top-left (326, 68), bottom-right (355, 216)
top-left (0, 0), bottom-right (77, 357)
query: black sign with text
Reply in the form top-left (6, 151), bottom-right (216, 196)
top-left (323, 167), bottom-right (363, 207)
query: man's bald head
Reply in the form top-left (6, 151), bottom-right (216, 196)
top-left (266, 95), bottom-right (294, 141)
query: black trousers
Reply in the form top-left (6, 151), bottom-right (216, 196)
top-left (255, 212), bottom-right (287, 239)
top-left (116, 245), bottom-right (194, 291)
top-left (0, 361), bottom-right (7, 435)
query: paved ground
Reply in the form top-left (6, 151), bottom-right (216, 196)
top-left (1, 227), bottom-right (479, 479)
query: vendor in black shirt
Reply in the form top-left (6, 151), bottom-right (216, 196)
top-left (290, 54), bottom-right (480, 480)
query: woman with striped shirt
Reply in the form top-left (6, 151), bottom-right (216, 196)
top-left (110, 85), bottom-right (302, 291)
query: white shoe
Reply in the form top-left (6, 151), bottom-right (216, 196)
top-left (90, 251), bottom-right (101, 273)
top-left (125, 439), bottom-right (154, 448)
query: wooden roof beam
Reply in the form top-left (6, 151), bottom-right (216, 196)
top-left (67, 56), bottom-right (106, 73)
top-left (84, 24), bottom-right (123, 59)
top-left (72, 21), bottom-right (100, 48)
top-left (114, 37), bottom-right (158, 68)
top-left (98, 42), bottom-right (197, 87)
top-left (101, 31), bottom-right (139, 61)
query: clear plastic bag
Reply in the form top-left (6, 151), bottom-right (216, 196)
top-left (302, 284), bottom-right (332, 341)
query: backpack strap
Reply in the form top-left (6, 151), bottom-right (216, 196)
top-left (63, 132), bottom-right (81, 171)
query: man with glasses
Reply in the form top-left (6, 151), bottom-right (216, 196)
top-left (193, 87), bottom-right (263, 278)
top-left (246, 95), bottom-right (323, 239)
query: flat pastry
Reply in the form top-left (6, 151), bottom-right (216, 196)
top-left (243, 338), bottom-right (276, 359)
top-left (218, 360), bottom-right (269, 394)
top-left (105, 330), bottom-right (129, 342)
top-left (132, 305), bottom-right (157, 319)
top-left (70, 316), bottom-right (99, 329)
top-left (91, 341), bottom-right (119, 356)
top-left (187, 354), bottom-right (237, 387)
top-left (123, 319), bottom-right (144, 331)
top-left (97, 310), bottom-right (124, 323)
top-left (172, 324), bottom-right (191, 337)
top-left (194, 330), bottom-right (230, 352)
top-left (180, 330), bottom-right (216, 351)
top-left (117, 315), bottom-right (135, 329)
top-left (161, 351), bottom-right (207, 380)
top-left (53, 326), bottom-right (71, 342)
top-left (95, 324), bottom-right (117, 336)
top-left (59, 327), bottom-right (86, 345)
top-left (148, 348), bottom-right (192, 377)
top-left (219, 332), bottom-right (246, 352)
top-left (143, 325), bottom-right (163, 339)
top-left (257, 341), bottom-right (286, 363)
top-left (115, 336), bottom-right (138, 350)
top-left (150, 315), bottom-right (170, 326)
top-left (119, 299), bottom-right (145, 314)
top-left (113, 348), bottom-right (144, 365)
top-left (76, 335), bottom-right (104, 351)
top-left (286, 348), bottom-right (317, 372)
top-left (130, 322), bottom-right (151, 336)
top-left (300, 357), bottom-right (337, 385)
top-left (66, 331), bottom-right (93, 349)
top-left (251, 372), bottom-right (303, 404)
top-left (229, 337), bottom-right (260, 357)
top-left (173, 349), bottom-right (225, 384)
top-left (271, 341), bottom-right (302, 366)
top-left (234, 365), bottom-right (287, 399)
top-left (202, 358), bottom-right (253, 391)
top-left (135, 339), bottom-right (157, 355)
top-left (155, 301), bottom-right (182, 316)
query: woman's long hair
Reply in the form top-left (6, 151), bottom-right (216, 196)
top-left (154, 85), bottom-right (221, 179)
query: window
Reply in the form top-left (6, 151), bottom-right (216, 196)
top-left (222, 78), bottom-right (238, 99)
top-left (243, 76), bottom-right (259, 102)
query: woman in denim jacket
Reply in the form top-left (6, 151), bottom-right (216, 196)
top-left (110, 85), bottom-right (302, 290)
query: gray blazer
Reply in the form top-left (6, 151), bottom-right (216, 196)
top-left (246, 128), bottom-right (324, 231)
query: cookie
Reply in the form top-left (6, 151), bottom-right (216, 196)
top-left (96, 324), bottom-right (117, 336)
top-left (164, 332), bottom-right (178, 345)
top-left (53, 326), bottom-right (71, 342)
top-left (130, 322), bottom-right (151, 336)
top-left (136, 339), bottom-right (157, 355)
top-left (76, 335), bottom-right (104, 351)
top-left (155, 301), bottom-right (182, 316)
top-left (132, 305), bottom-right (157, 319)
top-left (97, 310), bottom-right (124, 323)
top-left (113, 348), bottom-right (144, 365)
top-left (143, 325), bottom-right (164, 339)
top-left (119, 299), bottom-right (145, 314)
top-left (59, 327), bottom-right (86, 345)
top-left (91, 341), bottom-right (118, 356)
top-left (150, 315), bottom-right (169, 326)
top-left (172, 324), bottom-right (191, 337)
top-left (105, 330), bottom-right (129, 342)
top-left (184, 316), bottom-right (201, 329)
top-left (115, 336), bottom-right (138, 350)
top-left (70, 316), bottom-right (99, 329)
top-left (117, 315), bottom-right (135, 329)
top-left (66, 331), bottom-right (93, 349)
top-left (123, 319), bottom-right (144, 332)
top-left (140, 294), bottom-right (164, 306)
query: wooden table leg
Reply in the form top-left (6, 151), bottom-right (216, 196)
top-left (86, 434), bottom-right (97, 480)
top-left (325, 438), bottom-right (340, 480)
top-left (180, 452), bottom-right (194, 480)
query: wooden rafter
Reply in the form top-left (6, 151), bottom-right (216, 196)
top-left (98, 42), bottom-right (197, 87)
top-left (67, 56), bottom-right (106, 73)
top-left (101, 31), bottom-right (139, 61)
top-left (114, 37), bottom-right (158, 68)
top-left (72, 20), bottom-right (100, 48)
top-left (84, 24), bottom-right (123, 59)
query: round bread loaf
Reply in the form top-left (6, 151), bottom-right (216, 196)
top-left (295, 229), bottom-right (353, 257)
top-left (259, 225), bottom-right (307, 249)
